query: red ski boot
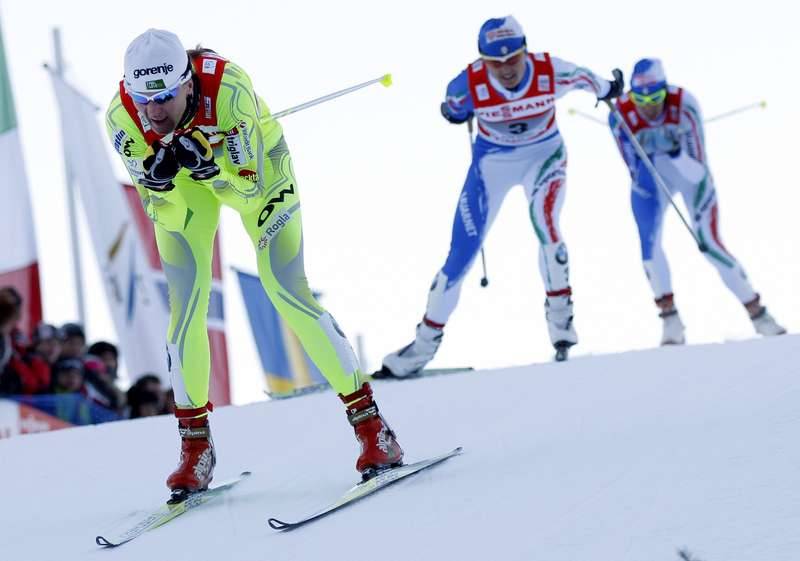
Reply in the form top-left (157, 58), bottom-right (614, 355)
top-left (339, 382), bottom-right (404, 480)
top-left (166, 403), bottom-right (216, 503)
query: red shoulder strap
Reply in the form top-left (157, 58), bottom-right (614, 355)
top-left (529, 52), bottom-right (554, 95)
top-left (187, 53), bottom-right (228, 127)
top-left (466, 59), bottom-right (491, 106)
top-left (664, 87), bottom-right (683, 125)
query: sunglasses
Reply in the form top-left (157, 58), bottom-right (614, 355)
top-left (630, 88), bottom-right (667, 106)
top-left (128, 71), bottom-right (191, 105)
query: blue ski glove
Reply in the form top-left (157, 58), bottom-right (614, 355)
top-left (440, 102), bottom-right (472, 125)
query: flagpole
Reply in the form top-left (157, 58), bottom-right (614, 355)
top-left (51, 27), bottom-right (86, 328)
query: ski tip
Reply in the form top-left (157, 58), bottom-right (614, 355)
top-left (380, 73), bottom-right (393, 87)
top-left (95, 535), bottom-right (116, 547)
top-left (267, 517), bottom-right (293, 531)
top-left (240, 471), bottom-right (253, 477)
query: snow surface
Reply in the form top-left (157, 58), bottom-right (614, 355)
top-left (2, 336), bottom-right (799, 561)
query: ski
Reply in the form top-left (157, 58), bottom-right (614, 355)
top-left (95, 471), bottom-right (251, 547)
top-left (370, 366), bottom-right (474, 381)
top-left (267, 447), bottom-right (462, 531)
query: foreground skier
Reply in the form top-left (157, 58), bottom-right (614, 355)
top-left (105, 29), bottom-right (402, 500)
top-left (380, 15), bottom-right (623, 372)
top-left (608, 58), bottom-right (785, 344)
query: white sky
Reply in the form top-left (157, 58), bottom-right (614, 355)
top-left (1, 0), bottom-right (797, 404)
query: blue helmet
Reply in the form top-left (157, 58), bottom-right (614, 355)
top-left (631, 58), bottom-right (667, 95)
top-left (478, 16), bottom-right (526, 61)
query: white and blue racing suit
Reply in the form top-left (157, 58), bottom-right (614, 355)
top-left (609, 87), bottom-right (757, 305)
top-left (422, 53), bottom-right (612, 332)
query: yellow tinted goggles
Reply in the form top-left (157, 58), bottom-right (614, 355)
top-left (630, 88), bottom-right (667, 106)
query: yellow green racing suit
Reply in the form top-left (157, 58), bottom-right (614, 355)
top-left (105, 52), bottom-right (363, 409)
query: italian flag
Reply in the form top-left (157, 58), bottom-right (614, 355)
top-left (0, 22), bottom-right (42, 335)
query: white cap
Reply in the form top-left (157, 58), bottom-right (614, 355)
top-left (123, 29), bottom-right (190, 93)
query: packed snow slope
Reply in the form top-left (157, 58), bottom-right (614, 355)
top-left (2, 335), bottom-right (799, 561)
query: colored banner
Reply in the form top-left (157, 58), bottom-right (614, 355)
top-left (0, 397), bottom-right (74, 438)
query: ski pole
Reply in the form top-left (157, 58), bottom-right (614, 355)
top-left (604, 99), bottom-right (707, 252)
top-left (271, 73), bottom-right (393, 119)
top-left (704, 100), bottom-right (766, 124)
top-left (572, 100), bottom-right (767, 126)
top-left (567, 107), bottom-right (606, 125)
top-left (479, 245), bottom-right (489, 288)
top-left (466, 118), bottom-right (490, 287)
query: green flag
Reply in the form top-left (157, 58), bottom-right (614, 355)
top-left (0, 17), bottom-right (42, 333)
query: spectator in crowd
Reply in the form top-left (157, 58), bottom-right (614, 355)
top-left (0, 285), bottom-right (22, 328)
top-left (50, 357), bottom-right (99, 425)
top-left (0, 288), bottom-right (50, 395)
top-left (133, 374), bottom-right (163, 398)
top-left (0, 287), bottom-right (20, 378)
top-left (52, 325), bottom-right (123, 411)
top-left (131, 373), bottom-right (164, 405)
top-left (128, 389), bottom-right (163, 418)
top-left (87, 341), bottom-right (119, 380)
top-left (59, 322), bottom-right (86, 360)
top-left (50, 358), bottom-right (86, 394)
top-left (29, 323), bottom-right (63, 365)
top-left (126, 374), bottom-right (165, 418)
top-left (83, 355), bottom-right (125, 411)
